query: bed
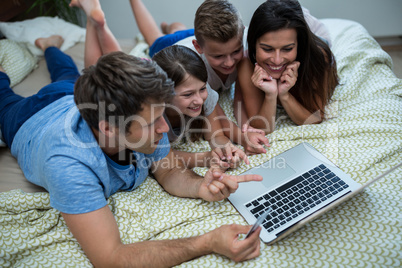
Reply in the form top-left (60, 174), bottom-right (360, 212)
top-left (0, 17), bottom-right (401, 267)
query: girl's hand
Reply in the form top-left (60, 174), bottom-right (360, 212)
top-left (251, 63), bottom-right (278, 95)
top-left (278, 61), bottom-right (299, 96)
top-left (209, 149), bottom-right (230, 171)
top-left (211, 142), bottom-right (249, 169)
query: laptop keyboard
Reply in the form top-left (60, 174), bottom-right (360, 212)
top-left (245, 164), bottom-right (349, 233)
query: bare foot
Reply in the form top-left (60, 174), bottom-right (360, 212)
top-left (160, 22), bottom-right (187, 35)
top-left (35, 35), bottom-right (64, 51)
top-left (160, 22), bottom-right (169, 35)
top-left (69, 0), bottom-right (81, 8)
top-left (70, 0), bottom-right (105, 27)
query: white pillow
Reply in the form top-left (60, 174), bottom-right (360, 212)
top-left (0, 39), bottom-right (37, 87)
top-left (0, 16), bottom-right (86, 56)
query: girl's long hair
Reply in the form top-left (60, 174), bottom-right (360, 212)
top-left (153, 45), bottom-right (208, 141)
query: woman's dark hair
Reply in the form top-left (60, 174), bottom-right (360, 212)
top-left (153, 45), bottom-right (208, 142)
top-left (247, 0), bottom-right (338, 114)
top-left (74, 51), bottom-right (174, 134)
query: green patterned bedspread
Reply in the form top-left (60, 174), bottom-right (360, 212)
top-left (1, 19), bottom-right (401, 267)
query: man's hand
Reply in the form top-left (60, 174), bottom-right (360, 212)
top-left (205, 224), bottom-right (261, 262)
top-left (63, 206), bottom-right (261, 267)
top-left (199, 169), bottom-right (263, 201)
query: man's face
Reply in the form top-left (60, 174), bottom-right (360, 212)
top-left (194, 36), bottom-right (244, 79)
top-left (120, 102), bottom-right (169, 154)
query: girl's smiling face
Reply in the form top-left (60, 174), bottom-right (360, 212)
top-left (170, 74), bottom-right (208, 118)
top-left (255, 28), bottom-right (298, 79)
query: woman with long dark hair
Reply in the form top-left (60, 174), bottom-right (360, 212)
top-left (236, 0), bottom-right (338, 133)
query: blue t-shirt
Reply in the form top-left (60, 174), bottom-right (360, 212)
top-left (11, 96), bottom-right (170, 214)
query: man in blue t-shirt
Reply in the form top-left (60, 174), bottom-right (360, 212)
top-left (0, 35), bottom-right (263, 266)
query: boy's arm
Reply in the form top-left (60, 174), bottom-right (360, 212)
top-left (62, 205), bottom-right (262, 267)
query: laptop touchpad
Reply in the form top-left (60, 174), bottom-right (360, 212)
top-left (259, 163), bottom-right (296, 189)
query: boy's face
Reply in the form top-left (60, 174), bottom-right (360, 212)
top-left (193, 36), bottom-right (243, 78)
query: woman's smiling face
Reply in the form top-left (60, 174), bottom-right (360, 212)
top-left (255, 28), bottom-right (298, 79)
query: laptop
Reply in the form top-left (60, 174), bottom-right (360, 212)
top-left (228, 142), bottom-right (401, 244)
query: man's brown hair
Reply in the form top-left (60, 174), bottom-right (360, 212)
top-left (74, 51), bottom-right (174, 134)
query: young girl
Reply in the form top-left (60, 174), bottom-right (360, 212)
top-left (70, 0), bottom-right (248, 169)
top-left (235, 0), bottom-right (339, 133)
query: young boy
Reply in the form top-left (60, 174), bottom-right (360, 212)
top-left (130, 0), bottom-right (270, 155)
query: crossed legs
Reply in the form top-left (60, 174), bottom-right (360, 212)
top-left (70, 0), bottom-right (121, 68)
top-left (129, 0), bottom-right (186, 46)
top-left (70, 0), bottom-right (188, 66)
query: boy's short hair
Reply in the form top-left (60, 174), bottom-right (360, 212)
top-left (74, 51), bottom-right (174, 133)
top-left (194, 0), bottom-right (244, 46)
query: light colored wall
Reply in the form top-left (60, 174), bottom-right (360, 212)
top-left (99, 0), bottom-right (402, 39)
top-left (99, 0), bottom-right (260, 39)
top-left (299, 0), bottom-right (402, 37)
